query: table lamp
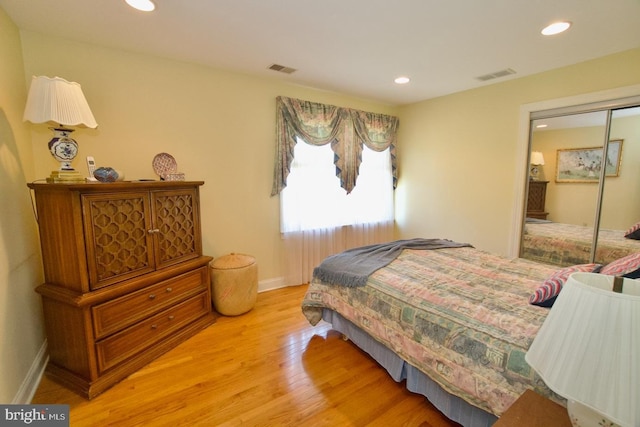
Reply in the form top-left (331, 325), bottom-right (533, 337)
top-left (23, 76), bottom-right (98, 182)
top-left (526, 272), bottom-right (639, 427)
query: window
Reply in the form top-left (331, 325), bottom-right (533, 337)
top-left (273, 97), bottom-right (398, 284)
top-left (280, 139), bottom-right (394, 233)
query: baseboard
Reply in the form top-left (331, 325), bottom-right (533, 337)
top-left (13, 339), bottom-right (48, 404)
top-left (258, 277), bottom-right (287, 293)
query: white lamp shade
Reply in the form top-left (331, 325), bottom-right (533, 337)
top-left (530, 151), bottom-right (545, 166)
top-left (23, 76), bottom-right (97, 128)
top-left (525, 273), bottom-right (640, 427)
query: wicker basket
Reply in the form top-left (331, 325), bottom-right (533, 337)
top-left (210, 253), bottom-right (258, 316)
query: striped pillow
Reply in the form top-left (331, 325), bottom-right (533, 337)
top-left (600, 252), bottom-right (640, 278)
top-left (624, 222), bottom-right (640, 240)
top-left (530, 263), bottom-right (602, 307)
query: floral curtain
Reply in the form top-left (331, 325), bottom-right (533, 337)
top-left (271, 96), bottom-right (399, 196)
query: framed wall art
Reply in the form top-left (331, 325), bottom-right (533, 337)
top-left (555, 139), bottom-right (623, 183)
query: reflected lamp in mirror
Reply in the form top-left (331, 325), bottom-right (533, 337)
top-left (23, 76), bottom-right (98, 182)
top-left (526, 272), bottom-right (639, 427)
top-left (529, 151), bottom-right (545, 180)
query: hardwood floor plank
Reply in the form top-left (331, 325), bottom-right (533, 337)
top-left (32, 284), bottom-right (461, 426)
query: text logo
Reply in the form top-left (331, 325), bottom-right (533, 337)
top-left (0, 405), bottom-right (69, 426)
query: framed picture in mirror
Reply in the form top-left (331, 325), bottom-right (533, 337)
top-left (555, 139), bottom-right (623, 183)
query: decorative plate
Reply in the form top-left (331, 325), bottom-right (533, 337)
top-left (152, 152), bottom-right (178, 179)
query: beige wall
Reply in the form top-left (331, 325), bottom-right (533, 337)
top-left (0, 8), bottom-right (46, 403)
top-left (396, 48), bottom-right (640, 256)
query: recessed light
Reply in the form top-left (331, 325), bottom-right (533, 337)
top-left (394, 76), bottom-right (410, 85)
top-left (536, 124), bottom-right (548, 129)
top-left (125, 0), bottom-right (156, 12)
top-left (541, 21), bottom-right (571, 36)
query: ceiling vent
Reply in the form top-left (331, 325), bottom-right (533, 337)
top-left (268, 64), bottom-right (297, 74)
top-left (476, 68), bottom-right (516, 82)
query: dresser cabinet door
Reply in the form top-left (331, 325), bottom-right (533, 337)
top-left (82, 187), bottom-right (202, 290)
top-left (83, 192), bottom-right (156, 290)
top-left (151, 188), bottom-right (202, 270)
top-left (527, 181), bottom-right (547, 212)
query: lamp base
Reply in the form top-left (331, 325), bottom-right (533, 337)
top-left (48, 127), bottom-right (80, 172)
top-left (567, 399), bottom-right (621, 427)
top-left (47, 170), bottom-right (85, 183)
top-left (530, 165), bottom-right (541, 180)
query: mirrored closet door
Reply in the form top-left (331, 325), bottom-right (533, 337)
top-left (594, 106), bottom-right (640, 265)
top-left (519, 98), bottom-right (640, 267)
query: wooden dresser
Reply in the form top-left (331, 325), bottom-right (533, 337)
top-left (27, 181), bottom-right (215, 398)
top-left (526, 180), bottom-right (549, 220)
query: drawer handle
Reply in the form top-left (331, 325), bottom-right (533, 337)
top-left (149, 294), bottom-right (156, 300)
top-left (151, 324), bottom-right (158, 330)
top-left (166, 287), bottom-right (172, 293)
top-left (148, 228), bottom-right (160, 234)
top-left (168, 315), bottom-right (175, 321)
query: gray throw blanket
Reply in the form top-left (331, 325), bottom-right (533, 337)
top-left (312, 238), bottom-right (472, 287)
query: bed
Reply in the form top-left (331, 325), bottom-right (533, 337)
top-left (301, 242), bottom-right (565, 427)
top-left (521, 220), bottom-right (640, 267)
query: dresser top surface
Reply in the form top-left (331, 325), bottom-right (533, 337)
top-left (28, 180), bottom-right (204, 191)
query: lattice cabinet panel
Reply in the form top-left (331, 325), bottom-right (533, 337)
top-left (152, 189), bottom-right (200, 269)
top-left (84, 192), bottom-right (155, 290)
top-left (526, 180), bottom-right (549, 220)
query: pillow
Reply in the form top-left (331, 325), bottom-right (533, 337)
top-left (624, 222), bottom-right (640, 240)
top-left (530, 263), bottom-right (602, 307)
top-left (600, 252), bottom-right (640, 278)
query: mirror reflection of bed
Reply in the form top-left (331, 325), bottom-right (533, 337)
top-left (520, 104), bottom-right (640, 267)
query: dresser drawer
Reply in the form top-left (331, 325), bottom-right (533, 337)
top-left (96, 292), bottom-right (209, 373)
top-left (92, 267), bottom-right (208, 339)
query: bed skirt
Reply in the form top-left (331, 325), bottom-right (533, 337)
top-left (322, 308), bottom-right (497, 427)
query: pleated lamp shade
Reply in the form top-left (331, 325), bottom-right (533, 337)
top-left (525, 272), bottom-right (640, 427)
top-left (530, 151), bottom-right (545, 166)
top-left (23, 76), bottom-right (97, 128)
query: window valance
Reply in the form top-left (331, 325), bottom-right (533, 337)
top-left (271, 96), bottom-right (399, 196)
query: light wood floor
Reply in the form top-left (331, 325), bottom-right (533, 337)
top-left (32, 284), bottom-right (461, 427)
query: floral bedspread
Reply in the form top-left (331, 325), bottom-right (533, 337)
top-left (301, 247), bottom-right (563, 416)
top-left (522, 222), bottom-right (640, 267)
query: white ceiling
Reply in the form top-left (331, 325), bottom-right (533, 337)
top-left (2, 0), bottom-right (640, 106)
